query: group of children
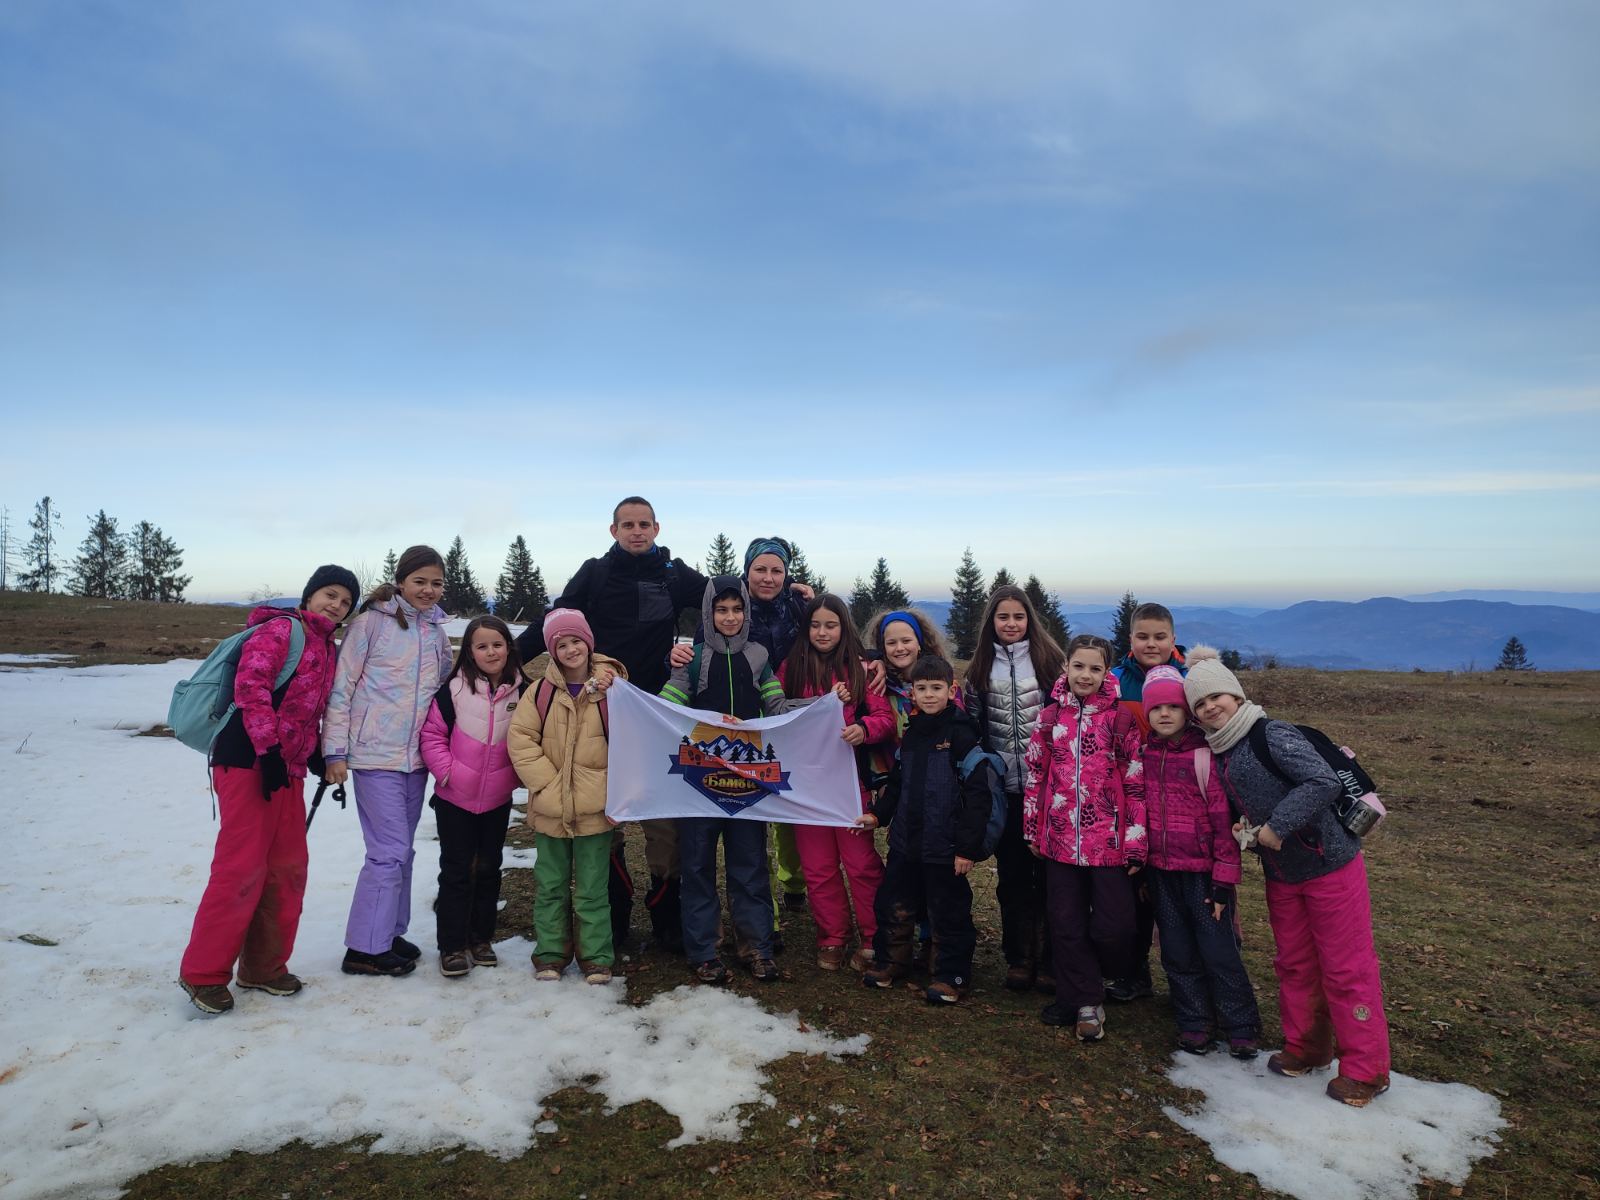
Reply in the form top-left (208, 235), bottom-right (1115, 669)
top-left (177, 523), bottom-right (1393, 1110)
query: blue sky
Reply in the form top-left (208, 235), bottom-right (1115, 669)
top-left (3, 2), bottom-right (1597, 604)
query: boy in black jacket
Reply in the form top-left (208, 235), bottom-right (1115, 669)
top-left (857, 655), bottom-right (998, 1004)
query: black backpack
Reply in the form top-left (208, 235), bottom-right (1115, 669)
top-left (1247, 721), bottom-right (1386, 836)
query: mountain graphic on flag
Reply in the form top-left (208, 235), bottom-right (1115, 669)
top-left (667, 721), bottom-right (793, 815)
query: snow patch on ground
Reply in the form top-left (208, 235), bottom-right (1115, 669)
top-left (1163, 1050), bottom-right (1504, 1200)
top-left (0, 652), bottom-right (76, 666)
top-left (0, 662), bottom-right (866, 1200)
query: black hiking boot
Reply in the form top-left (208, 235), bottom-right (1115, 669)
top-left (343, 948), bottom-right (416, 977)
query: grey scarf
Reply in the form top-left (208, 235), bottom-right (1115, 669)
top-left (1205, 701), bottom-right (1267, 754)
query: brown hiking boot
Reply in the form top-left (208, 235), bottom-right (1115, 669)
top-left (580, 962), bottom-right (614, 985)
top-left (1327, 1073), bottom-right (1390, 1107)
top-left (236, 972), bottom-right (303, 996)
top-left (816, 944), bottom-right (847, 971)
top-left (469, 943), bottom-right (498, 967)
top-left (1268, 1047), bottom-right (1336, 1077)
top-left (848, 946), bottom-right (875, 973)
top-left (180, 979), bottom-right (234, 1015)
top-left (925, 981), bottom-right (963, 1005)
top-left (440, 950), bottom-right (472, 978)
top-left (1004, 963), bottom-right (1035, 991)
top-left (862, 962), bottom-right (905, 989)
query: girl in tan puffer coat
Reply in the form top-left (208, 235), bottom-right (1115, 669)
top-left (508, 609), bottom-right (624, 984)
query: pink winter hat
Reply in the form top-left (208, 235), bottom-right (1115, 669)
top-left (1143, 664), bottom-right (1188, 711)
top-left (542, 608), bottom-right (594, 653)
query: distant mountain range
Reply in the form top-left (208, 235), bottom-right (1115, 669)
top-left (910, 596), bottom-right (1599, 670)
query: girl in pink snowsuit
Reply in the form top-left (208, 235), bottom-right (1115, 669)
top-left (779, 594), bottom-right (896, 973)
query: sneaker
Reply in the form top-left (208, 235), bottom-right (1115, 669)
top-left (925, 981), bottom-right (962, 1005)
top-left (1178, 1031), bottom-right (1213, 1055)
top-left (1075, 1005), bottom-right (1106, 1042)
top-left (1229, 1037), bottom-right (1260, 1060)
top-left (1327, 1073), bottom-right (1391, 1107)
top-left (440, 950), bottom-right (472, 978)
top-left (468, 943), bottom-right (498, 968)
top-left (179, 979), bottom-right (234, 1014)
top-left (342, 948), bottom-right (416, 977)
top-left (236, 972), bottom-right (303, 997)
top-left (1004, 963), bottom-right (1035, 992)
top-left (695, 958), bottom-right (733, 986)
top-left (862, 963), bottom-right (904, 989)
top-left (390, 936), bottom-right (422, 962)
top-left (783, 892), bottom-right (809, 912)
top-left (748, 957), bottom-right (780, 983)
top-left (1267, 1048), bottom-right (1335, 1078)
top-left (816, 944), bottom-right (847, 971)
top-left (1105, 973), bottom-right (1154, 1003)
top-left (848, 946), bottom-right (875, 973)
top-left (533, 960), bottom-right (562, 982)
top-left (580, 962), bottom-right (613, 986)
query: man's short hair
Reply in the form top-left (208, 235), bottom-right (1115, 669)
top-left (612, 496), bottom-right (656, 523)
top-left (1131, 602), bottom-right (1173, 628)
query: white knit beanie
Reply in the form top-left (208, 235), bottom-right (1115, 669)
top-left (1182, 645), bottom-right (1247, 709)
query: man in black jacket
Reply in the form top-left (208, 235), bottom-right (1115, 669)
top-left (515, 497), bottom-right (708, 952)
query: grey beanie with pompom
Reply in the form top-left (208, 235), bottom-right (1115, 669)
top-left (1182, 644), bottom-right (1247, 709)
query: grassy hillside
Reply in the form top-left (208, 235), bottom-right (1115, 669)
top-left (6, 593), bottom-right (1597, 1198)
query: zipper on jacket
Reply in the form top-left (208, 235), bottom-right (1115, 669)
top-left (1073, 701), bottom-right (1086, 863)
top-left (1007, 647), bottom-right (1023, 787)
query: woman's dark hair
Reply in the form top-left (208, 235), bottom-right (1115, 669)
top-left (360, 544), bottom-right (445, 629)
top-left (448, 615), bottom-right (522, 692)
top-left (1064, 633), bottom-right (1114, 670)
top-left (783, 594), bottom-right (867, 704)
top-left (963, 584), bottom-right (1066, 696)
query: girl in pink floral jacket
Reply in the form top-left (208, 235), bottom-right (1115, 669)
top-left (1022, 634), bottom-right (1145, 1042)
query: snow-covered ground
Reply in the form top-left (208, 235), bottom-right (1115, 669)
top-left (1164, 1040), bottom-right (1504, 1200)
top-left (0, 661), bottom-right (1508, 1200)
top-left (0, 662), bottom-right (867, 1200)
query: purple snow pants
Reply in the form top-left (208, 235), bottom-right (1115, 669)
top-left (344, 768), bottom-right (428, 954)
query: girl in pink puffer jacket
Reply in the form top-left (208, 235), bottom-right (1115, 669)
top-left (419, 615), bottom-right (525, 978)
top-left (1138, 664), bottom-right (1260, 1057)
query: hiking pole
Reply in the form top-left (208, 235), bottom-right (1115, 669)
top-left (307, 781), bottom-right (347, 831)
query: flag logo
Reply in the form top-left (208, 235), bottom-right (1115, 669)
top-left (668, 722), bottom-right (793, 815)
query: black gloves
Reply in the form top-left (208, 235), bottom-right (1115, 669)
top-left (1211, 882), bottom-right (1236, 909)
top-left (259, 746), bottom-right (291, 799)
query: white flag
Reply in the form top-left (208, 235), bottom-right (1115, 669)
top-left (605, 680), bottom-right (863, 826)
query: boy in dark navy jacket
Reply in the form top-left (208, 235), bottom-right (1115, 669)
top-left (857, 655), bottom-right (998, 1004)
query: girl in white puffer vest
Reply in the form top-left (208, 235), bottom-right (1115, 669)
top-left (961, 584), bottom-right (1066, 992)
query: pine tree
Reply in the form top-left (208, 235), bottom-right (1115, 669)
top-left (496, 535), bottom-right (548, 622)
top-left (1024, 575), bottom-right (1069, 646)
top-left (1495, 636), bottom-right (1534, 671)
top-left (787, 542), bottom-right (827, 593)
top-left (442, 536), bottom-right (485, 615)
top-left (1110, 591), bottom-right (1139, 662)
top-left (19, 496), bottom-right (63, 593)
top-left (867, 557), bottom-right (910, 609)
top-left (381, 548), bottom-right (398, 582)
top-left (68, 510), bottom-right (129, 598)
top-left (848, 577), bottom-right (875, 632)
top-left (1221, 648), bottom-right (1244, 672)
top-left (990, 567), bottom-right (1016, 593)
top-left (705, 533), bottom-right (737, 576)
top-left (945, 548), bottom-right (987, 659)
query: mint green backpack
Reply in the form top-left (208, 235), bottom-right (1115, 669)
top-left (167, 615), bottom-right (305, 754)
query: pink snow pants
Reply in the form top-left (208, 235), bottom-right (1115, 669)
top-left (793, 814), bottom-right (884, 947)
top-left (1264, 852), bottom-right (1392, 1083)
top-left (181, 766), bottom-right (308, 986)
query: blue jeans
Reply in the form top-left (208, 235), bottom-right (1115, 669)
top-left (678, 817), bottom-right (774, 963)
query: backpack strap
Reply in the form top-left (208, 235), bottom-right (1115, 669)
top-left (534, 676), bottom-right (609, 741)
top-left (1194, 746), bottom-right (1212, 795)
top-left (434, 680), bottom-right (457, 734)
top-left (259, 615), bottom-right (306, 710)
top-left (1246, 719), bottom-right (1292, 785)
